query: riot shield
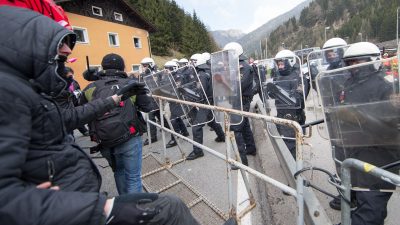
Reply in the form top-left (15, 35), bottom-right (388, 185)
top-left (261, 55), bottom-right (308, 138)
top-left (211, 50), bottom-right (243, 125)
top-left (170, 65), bottom-right (215, 126)
top-left (307, 46), bottom-right (349, 138)
top-left (143, 69), bottom-right (185, 119)
top-left (263, 55), bottom-right (307, 110)
top-left (317, 58), bottom-right (400, 170)
top-left (141, 71), bottom-right (161, 112)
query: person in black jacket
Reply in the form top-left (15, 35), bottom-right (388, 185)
top-left (223, 42), bottom-right (257, 166)
top-left (186, 54), bottom-right (225, 160)
top-left (139, 57), bottom-right (172, 146)
top-left (54, 66), bottom-right (89, 136)
top-left (164, 61), bottom-right (189, 148)
top-left (271, 50), bottom-right (306, 158)
top-left (322, 42), bottom-right (400, 225)
top-left (81, 53), bottom-right (154, 194)
top-left (0, 6), bottom-right (231, 225)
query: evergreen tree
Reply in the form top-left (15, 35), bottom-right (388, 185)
top-left (128, 0), bottom-right (217, 56)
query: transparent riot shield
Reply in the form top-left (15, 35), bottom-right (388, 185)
top-left (164, 69), bottom-right (187, 121)
top-left (317, 59), bottom-right (400, 190)
top-left (211, 50), bottom-right (243, 125)
top-left (262, 55), bottom-right (308, 139)
top-left (141, 71), bottom-right (161, 112)
top-left (170, 65), bottom-right (214, 126)
top-left (143, 69), bottom-right (187, 119)
top-left (307, 46), bottom-right (349, 138)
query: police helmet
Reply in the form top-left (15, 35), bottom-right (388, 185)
top-left (274, 50), bottom-right (297, 76)
top-left (140, 57), bottom-right (155, 69)
top-left (178, 58), bottom-right (189, 67)
top-left (164, 61), bottom-right (178, 72)
top-left (223, 42), bottom-right (243, 58)
top-left (323, 38), bottom-right (347, 49)
top-left (343, 42), bottom-right (381, 71)
top-left (190, 53), bottom-right (206, 67)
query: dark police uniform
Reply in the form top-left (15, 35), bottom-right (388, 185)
top-left (328, 69), bottom-right (400, 225)
top-left (274, 63), bottom-right (306, 158)
top-left (230, 59), bottom-right (257, 166)
top-left (140, 70), bottom-right (169, 143)
top-left (188, 65), bottom-right (225, 159)
top-left (168, 70), bottom-right (189, 142)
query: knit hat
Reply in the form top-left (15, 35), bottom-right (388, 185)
top-left (101, 53), bottom-right (125, 71)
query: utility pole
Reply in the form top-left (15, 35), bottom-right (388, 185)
top-left (265, 38), bottom-right (268, 59)
top-left (324, 27), bottom-right (330, 42)
top-left (397, 7), bottom-right (400, 45)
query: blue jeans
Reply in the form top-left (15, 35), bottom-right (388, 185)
top-left (101, 136), bottom-right (142, 194)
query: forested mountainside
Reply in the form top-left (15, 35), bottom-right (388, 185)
top-left (129, 0), bottom-right (218, 56)
top-left (265, 0), bottom-right (398, 57)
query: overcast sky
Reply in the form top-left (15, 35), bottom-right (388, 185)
top-left (174, 0), bottom-right (308, 33)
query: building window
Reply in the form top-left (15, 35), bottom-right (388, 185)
top-left (108, 33), bottom-right (120, 47)
top-left (114, 12), bottom-right (123, 22)
top-left (92, 6), bottom-right (103, 16)
top-left (72, 27), bottom-right (89, 44)
top-left (132, 64), bottom-right (140, 73)
top-left (133, 37), bottom-right (142, 48)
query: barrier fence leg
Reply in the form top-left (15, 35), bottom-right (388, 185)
top-left (296, 132), bottom-right (305, 225)
top-left (224, 113), bottom-right (236, 218)
top-left (145, 113), bottom-right (152, 145)
top-left (159, 99), bottom-right (170, 166)
top-left (164, 116), bottom-right (186, 159)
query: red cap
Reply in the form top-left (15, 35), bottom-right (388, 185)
top-left (0, 0), bottom-right (72, 30)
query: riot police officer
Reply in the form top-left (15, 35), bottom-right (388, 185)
top-left (271, 50), bottom-right (306, 158)
top-left (178, 58), bottom-right (189, 68)
top-left (223, 42), bottom-right (257, 166)
top-left (323, 42), bottom-right (400, 224)
top-left (309, 38), bottom-right (348, 92)
top-left (186, 54), bottom-right (225, 160)
top-left (164, 61), bottom-right (190, 148)
top-left (140, 57), bottom-right (169, 145)
top-left (319, 38), bottom-right (350, 210)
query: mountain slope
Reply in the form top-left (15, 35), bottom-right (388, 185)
top-left (266, 0), bottom-right (398, 57)
top-left (238, 0), bottom-right (313, 57)
top-left (211, 29), bottom-right (246, 48)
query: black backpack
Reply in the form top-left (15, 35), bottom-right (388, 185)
top-left (90, 78), bottom-right (146, 147)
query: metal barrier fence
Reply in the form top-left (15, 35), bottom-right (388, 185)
top-left (148, 95), bottom-right (306, 225)
top-left (146, 94), bottom-right (400, 225)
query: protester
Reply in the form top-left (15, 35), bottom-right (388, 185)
top-left (0, 5), bottom-right (237, 225)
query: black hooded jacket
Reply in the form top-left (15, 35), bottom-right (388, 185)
top-left (0, 7), bottom-right (108, 225)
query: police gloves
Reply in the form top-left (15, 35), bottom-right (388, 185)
top-left (106, 193), bottom-right (160, 225)
top-left (116, 82), bottom-right (149, 101)
top-left (83, 67), bottom-right (100, 81)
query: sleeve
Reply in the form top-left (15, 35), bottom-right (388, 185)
top-left (135, 94), bottom-right (155, 113)
top-left (60, 96), bottom-right (116, 134)
top-left (0, 91), bottom-right (107, 225)
top-left (240, 65), bottom-right (254, 93)
top-left (252, 65), bottom-right (261, 94)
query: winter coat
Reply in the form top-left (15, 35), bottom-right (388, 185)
top-left (0, 7), bottom-right (112, 225)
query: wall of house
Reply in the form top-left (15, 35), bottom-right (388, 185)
top-left (66, 12), bottom-right (151, 88)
